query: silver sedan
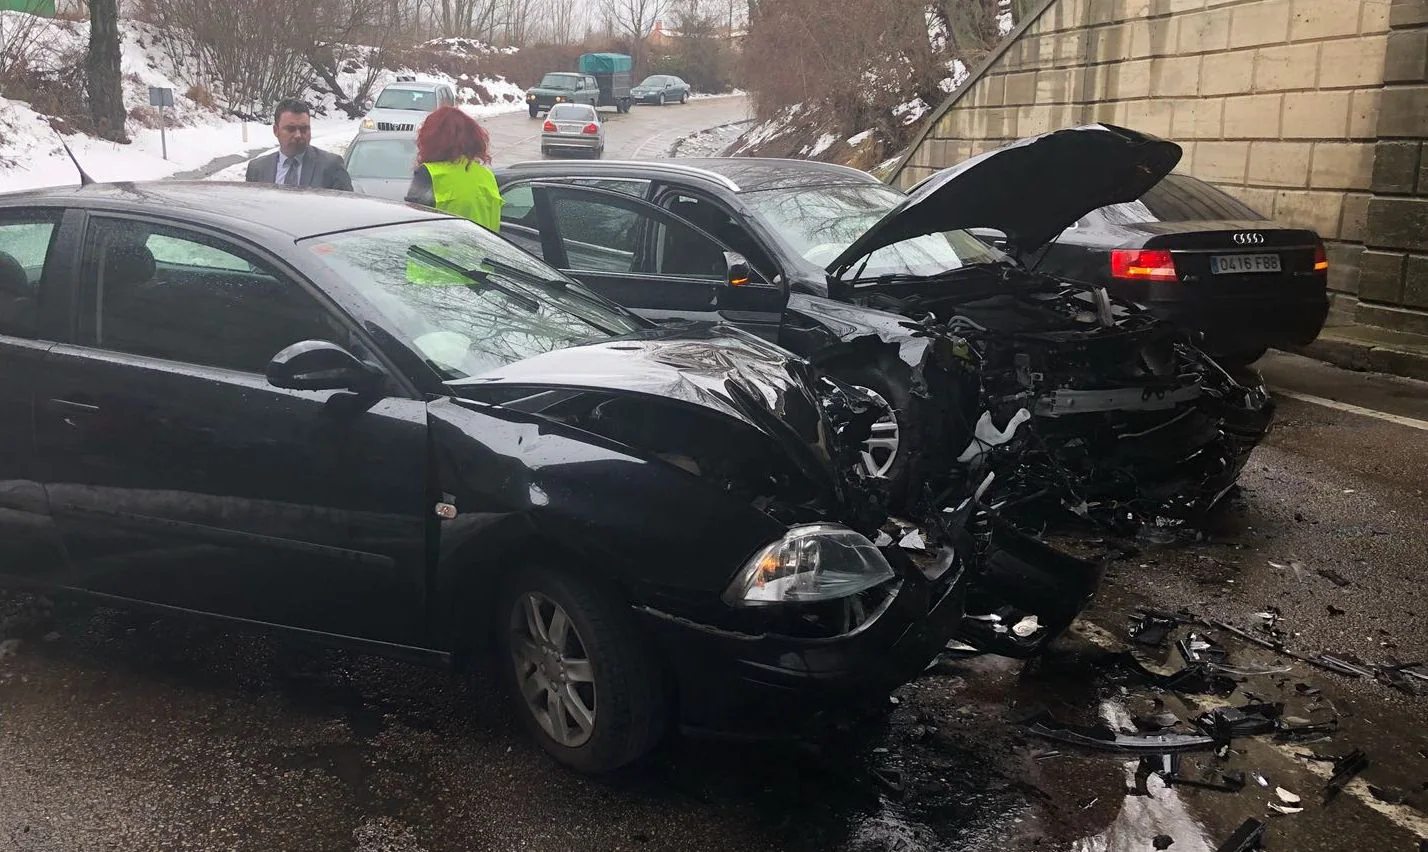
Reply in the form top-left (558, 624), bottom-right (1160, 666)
top-left (540, 103), bottom-right (605, 159)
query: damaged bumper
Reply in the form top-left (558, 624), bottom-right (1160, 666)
top-left (634, 545), bottom-right (968, 737)
top-left (635, 519), bottom-right (1106, 735)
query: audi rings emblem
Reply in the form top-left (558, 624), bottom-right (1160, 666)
top-left (1233, 232), bottom-right (1266, 245)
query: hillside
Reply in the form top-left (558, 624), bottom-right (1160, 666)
top-left (0, 11), bottom-right (525, 191)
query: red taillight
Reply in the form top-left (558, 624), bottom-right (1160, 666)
top-left (1313, 243), bottom-right (1329, 272)
top-left (582, 122), bottom-right (599, 135)
top-left (1110, 248), bottom-right (1178, 282)
top-left (542, 120), bottom-right (556, 132)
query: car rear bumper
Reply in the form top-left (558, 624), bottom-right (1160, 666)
top-left (1141, 281), bottom-right (1330, 352)
top-left (541, 133), bottom-right (601, 151)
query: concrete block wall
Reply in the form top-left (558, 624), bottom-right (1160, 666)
top-left (1360, 0), bottom-right (1428, 334)
top-left (892, 0), bottom-right (1401, 319)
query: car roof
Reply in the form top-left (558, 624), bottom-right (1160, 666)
top-left (0, 181), bottom-right (450, 239)
top-left (381, 80), bottom-right (446, 91)
top-left (351, 130), bottom-right (419, 142)
top-left (497, 157), bottom-right (880, 193)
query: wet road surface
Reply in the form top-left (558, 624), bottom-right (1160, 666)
top-left (3, 364), bottom-right (1427, 846)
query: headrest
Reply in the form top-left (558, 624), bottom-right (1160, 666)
top-left (0, 251), bottom-right (27, 295)
top-left (102, 239), bottom-right (156, 291)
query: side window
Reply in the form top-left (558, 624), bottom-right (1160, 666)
top-left (567, 178), bottom-right (648, 197)
top-left (81, 218), bottom-right (343, 374)
top-left (660, 193), bottom-right (776, 279)
top-left (548, 195), bottom-right (641, 273)
top-left (497, 184), bottom-right (544, 256)
top-left (0, 211), bottom-right (60, 338)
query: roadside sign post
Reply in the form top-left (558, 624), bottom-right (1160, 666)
top-left (148, 86), bottom-right (174, 160)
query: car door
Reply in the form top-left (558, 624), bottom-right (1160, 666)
top-left (507, 182), bottom-right (787, 339)
top-left (0, 206), bottom-right (75, 585)
top-left (31, 214), bottom-right (432, 645)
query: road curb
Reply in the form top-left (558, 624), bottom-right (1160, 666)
top-left (1287, 339), bottom-right (1428, 383)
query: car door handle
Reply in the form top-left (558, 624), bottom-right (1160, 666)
top-left (47, 398), bottom-right (100, 415)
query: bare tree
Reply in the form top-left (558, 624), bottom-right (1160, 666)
top-left (597, 0), bottom-right (667, 70)
top-left (86, 0), bottom-right (127, 141)
top-left (539, 0), bottom-right (580, 43)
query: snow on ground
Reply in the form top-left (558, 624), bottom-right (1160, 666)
top-left (805, 132), bottom-right (838, 157)
top-left (419, 36), bottom-right (519, 56)
top-left (671, 119), bottom-right (753, 158)
top-left (847, 129), bottom-right (874, 146)
top-left (689, 90), bottom-right (746, 100)
top-left (892, 97), bottom-right (931, 126)
top-left (0, 10), bottom-right (524, 191)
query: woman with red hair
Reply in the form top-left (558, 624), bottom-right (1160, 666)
top-left (404, 105), bottom-right (503, 231)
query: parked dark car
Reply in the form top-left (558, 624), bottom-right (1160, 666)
top-left (630, 74), bottom-right (691, 105)
top-left (958, 171), bottom-right (1329, 365)
top-left (492, 124), bottom-right (1275, 529)
top-left (526, 72), bottom-right (601, 117)
top-left (0, 182), bottom-right (1102, 773)
top-left (342, 129), bottom-right (417, 201)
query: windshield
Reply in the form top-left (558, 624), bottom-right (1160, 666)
top-left (300, 219), bottom-right (644, 380)
top-left (539, 74), bottom-right (579, 90)
top-left (345, 137), bottom-right (417, 179)
top-left (1096, 172), bottom-right (1266, 224)
top-left (636, 76), bottom-right (665, 87)
top-left (548, 104), bottom-right (595, 121)
top-left (741, 184), bottom-right (1008, 279)
top-left (374, 87), bottom-right (437, 111)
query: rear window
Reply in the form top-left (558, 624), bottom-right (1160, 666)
top-left (1097, 173), bottom-right (1266, 224)
top-left (549, 104), bottom-right (596, 121)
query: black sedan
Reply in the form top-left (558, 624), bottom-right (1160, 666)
top-left (493, 124), bottom-right (1274, 530)
top-left (0, 181), bottom-right (1100, 772)
top-left (963, 171), bottom-right (1329, 365)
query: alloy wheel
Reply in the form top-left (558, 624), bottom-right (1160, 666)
top-left (852, 385), bottom-right (900, 479)
top-left (509, 591), bottom-right (597, 748)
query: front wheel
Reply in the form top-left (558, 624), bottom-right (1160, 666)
top-left (498, 566), bottom-right (667, 773)
top-left (657, 93), bottom-right (666, 106)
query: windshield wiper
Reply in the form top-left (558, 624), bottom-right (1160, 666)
top-left (472, 257), bottom-right (630, 335)
top-left (406, 245), bottom-right (540, 312)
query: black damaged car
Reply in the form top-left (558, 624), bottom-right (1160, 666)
top-left (492, 123), bottom-right (1274, 528)
top-left (0, 182), bottom-right (1102, 773)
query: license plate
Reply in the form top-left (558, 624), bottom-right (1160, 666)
top-left (1210, 253), bottom-right (1281, 274)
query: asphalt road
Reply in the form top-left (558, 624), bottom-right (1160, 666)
top-left (6, 101), bottom-right (1428, 848)
top-left (483, 95), bottom-right (752, 165)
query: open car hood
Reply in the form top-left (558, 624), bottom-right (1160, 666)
top-left (828, 124), bottom-right (1182, 275)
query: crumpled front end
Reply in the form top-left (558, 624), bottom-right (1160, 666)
top-left (889, 283), bottom-right (1274, 529)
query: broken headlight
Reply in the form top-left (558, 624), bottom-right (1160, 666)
top-left (722, 524), bottom-right (895, 606)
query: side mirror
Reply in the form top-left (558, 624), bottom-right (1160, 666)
top-left (724, 251), bottom-right (752, 287)
top-left (969, 227), bottom-right (1008, 249)
top-left (267, 340), bottom-right (382, 393)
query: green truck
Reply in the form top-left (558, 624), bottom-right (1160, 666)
top-left (524, 53), bottom-right (634, 118)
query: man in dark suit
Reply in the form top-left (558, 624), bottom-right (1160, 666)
top-left (244, 98), bottom-right (353, 191)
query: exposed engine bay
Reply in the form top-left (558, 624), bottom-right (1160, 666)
top-left (858, 276), bottom-right (1275, 531)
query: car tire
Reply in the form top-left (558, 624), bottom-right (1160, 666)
top-left (657, 93), bottom-right (666, 106)
top-left (679, 92), bottom-right (687, 104)
top-left (827, 360), bottom-right (920, 509)
top-left (497, 565), bottom-right (667, 774)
